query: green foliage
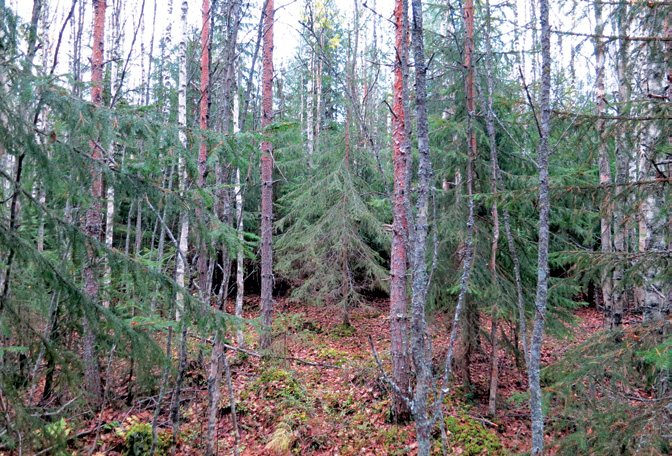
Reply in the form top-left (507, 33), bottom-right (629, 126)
top-left (118, 416), bottom-right (171, 456)
top-left (275, 146), bottom-right (389, 317)
top-left (545, 323), bottom-right (671, 455)
top-left (38, 418), bottom-right (73, 456)
top-left (438, 414), bottom-right (504, 456)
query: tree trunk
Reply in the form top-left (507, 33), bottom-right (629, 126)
top-left (482, 0), bottom-right (500, 415)
top-left (594, 0), bottom-right (614, 323)
top-left (234, 71), bottom-right (246, 347)
top-left (639, 9), bottom-right (669, 324)
top-left (196, 0), bottom-right (211, 309)
top-left (259, 0), bottom-right (274, 351)
top-left (81, 0), bottom-right (107, 406)
top-left (389, 0), bottom-right (412, 425)
top-left (612, 1), bottom-right (631, 329)
top-left (175, 0), bottom-right (189, 322)
top-left (459, 0), bottom-right (479, 394)
top-left (528, 0), bottom-right (552, 453)
top-left (409, 0), bottom-right (433, 453)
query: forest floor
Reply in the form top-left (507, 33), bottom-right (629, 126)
top-left (76, 297), bottom-right (614, 456)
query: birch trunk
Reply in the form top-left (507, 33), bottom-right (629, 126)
top-left (175, 0), bottom-right (189, 322)
top-left (639, 10), bottom-right (669, 323)
top-left (234, 73), bottom-right (246, 347)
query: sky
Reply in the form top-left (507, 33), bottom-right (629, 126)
top-left (9, 0), bottom-right (603, 101)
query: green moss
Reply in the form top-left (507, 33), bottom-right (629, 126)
top-left (119, 417), bottom-right (171, 456)
top-left (331, 323), bottom-right (357, 338)
top-left (438, 414), bottom-right (504, 456)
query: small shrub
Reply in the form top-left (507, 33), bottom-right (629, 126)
top-left (118, 416), bottom-right (171, 456)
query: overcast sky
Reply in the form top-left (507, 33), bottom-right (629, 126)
top-left (9, 0), bottom-right (601, 100)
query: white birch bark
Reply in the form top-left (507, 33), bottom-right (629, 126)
top-left (175, 0), bottom-right (189, 321)
top-left (639, 20), bottom-right (668, 323)
top-left (233, 77), bottom-right (245, 347)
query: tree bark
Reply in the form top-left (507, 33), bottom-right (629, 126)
top-left (409, 0), bottom-right (433, 453)
top-left (196, 0), bottom-right (211, 308)
top-left (612, 1), bottom-right (631, 328)
top-left (259, 0), bottom-right (274, 351)
top-left (594, 0), bottom-right (614, 323)
top-left (175, 0), bottom-right (189, 322)
top-left (482, 0), bottom-right (500, 416)
top-left (639, 8), bottom-right (669, 324)
top-left (528, 0), bottom-right (552, 453)
top-left (234, 70), bottom-right (246, 347)
top-left (81, 0), bottom-right (107, 406)
top-left (389, 0), bottom-right (412, 425)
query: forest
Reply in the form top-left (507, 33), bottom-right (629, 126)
top-left (0, 0), bottom-right (669, 454)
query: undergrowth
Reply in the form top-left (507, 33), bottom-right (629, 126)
top-left (544, 322), bottom-right (671, 455)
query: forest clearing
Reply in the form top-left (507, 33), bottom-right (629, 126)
top-left (0, 0), bottom-right (670, 455)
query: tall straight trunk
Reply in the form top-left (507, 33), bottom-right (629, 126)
top-left (198, 0), bottom-right (210, 187)
top-left (175, 0), bottom-right (189, 322)
top-left (306, 54), bottom-right (315, 169)
top-left (639, 10), bottom-right (668, 324)
top-left (528, 0), bottom-right (552, 453)
top-left (206, 0), bottom-right (243, 450)
top-left (594, 0), bottom-right (614, 321)
top-left (482, 0), bottom-right (500, 416)
top-left (259, 0), bottom-right (274, 351)
top-left (82, 0), bottom-right (107, 406)
top-left (389, 0), bottom-right (412, 425)
top-left (460, 0), bottom-right (478, 391)
top-left (145, 0), bottom-right (158, 105)
top-left (665, 11), bottom-right (672, 320)
top-left (612, 1), bottom-right (631, 328)
top-left (409, 0), bottom-right (433, 454)
top-left (134, 200), bottom-right (142, 256)
top-left (102, 183), bottom-right (114, 308)
top-left (234, 82), bottom-right (245, 347)
top-left (196, 0), bottom-right (211, 304)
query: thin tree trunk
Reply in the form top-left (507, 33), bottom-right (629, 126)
top-left (125, 201), bottom-right (133, 257)
top-left (145, 0), bottom-right (158, 105)
top-left (259, 0), bottom-right (274, 351)
top-left (306, 54), bottom-right (314, 169)
top-left (222, 350), bottom-right (241, 456)
top-left (612, 3), bottom-right (631, 329)
top-left (175, 0), bottom-right (189, 322)
top-left (150, 324), bottom-right (173, 456)
top-left (481, 0), bottom-right (500, 416)
top-left (528, 0), bottom-right (552, 453)
top-left (234, 82), bottom-right (245, 347)
top-left (102, 182), bottom-right (115, 308)
top-left (134, 200), bottom-right (143, 257)
top-left (595, 0), bottom-right (614, 322)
